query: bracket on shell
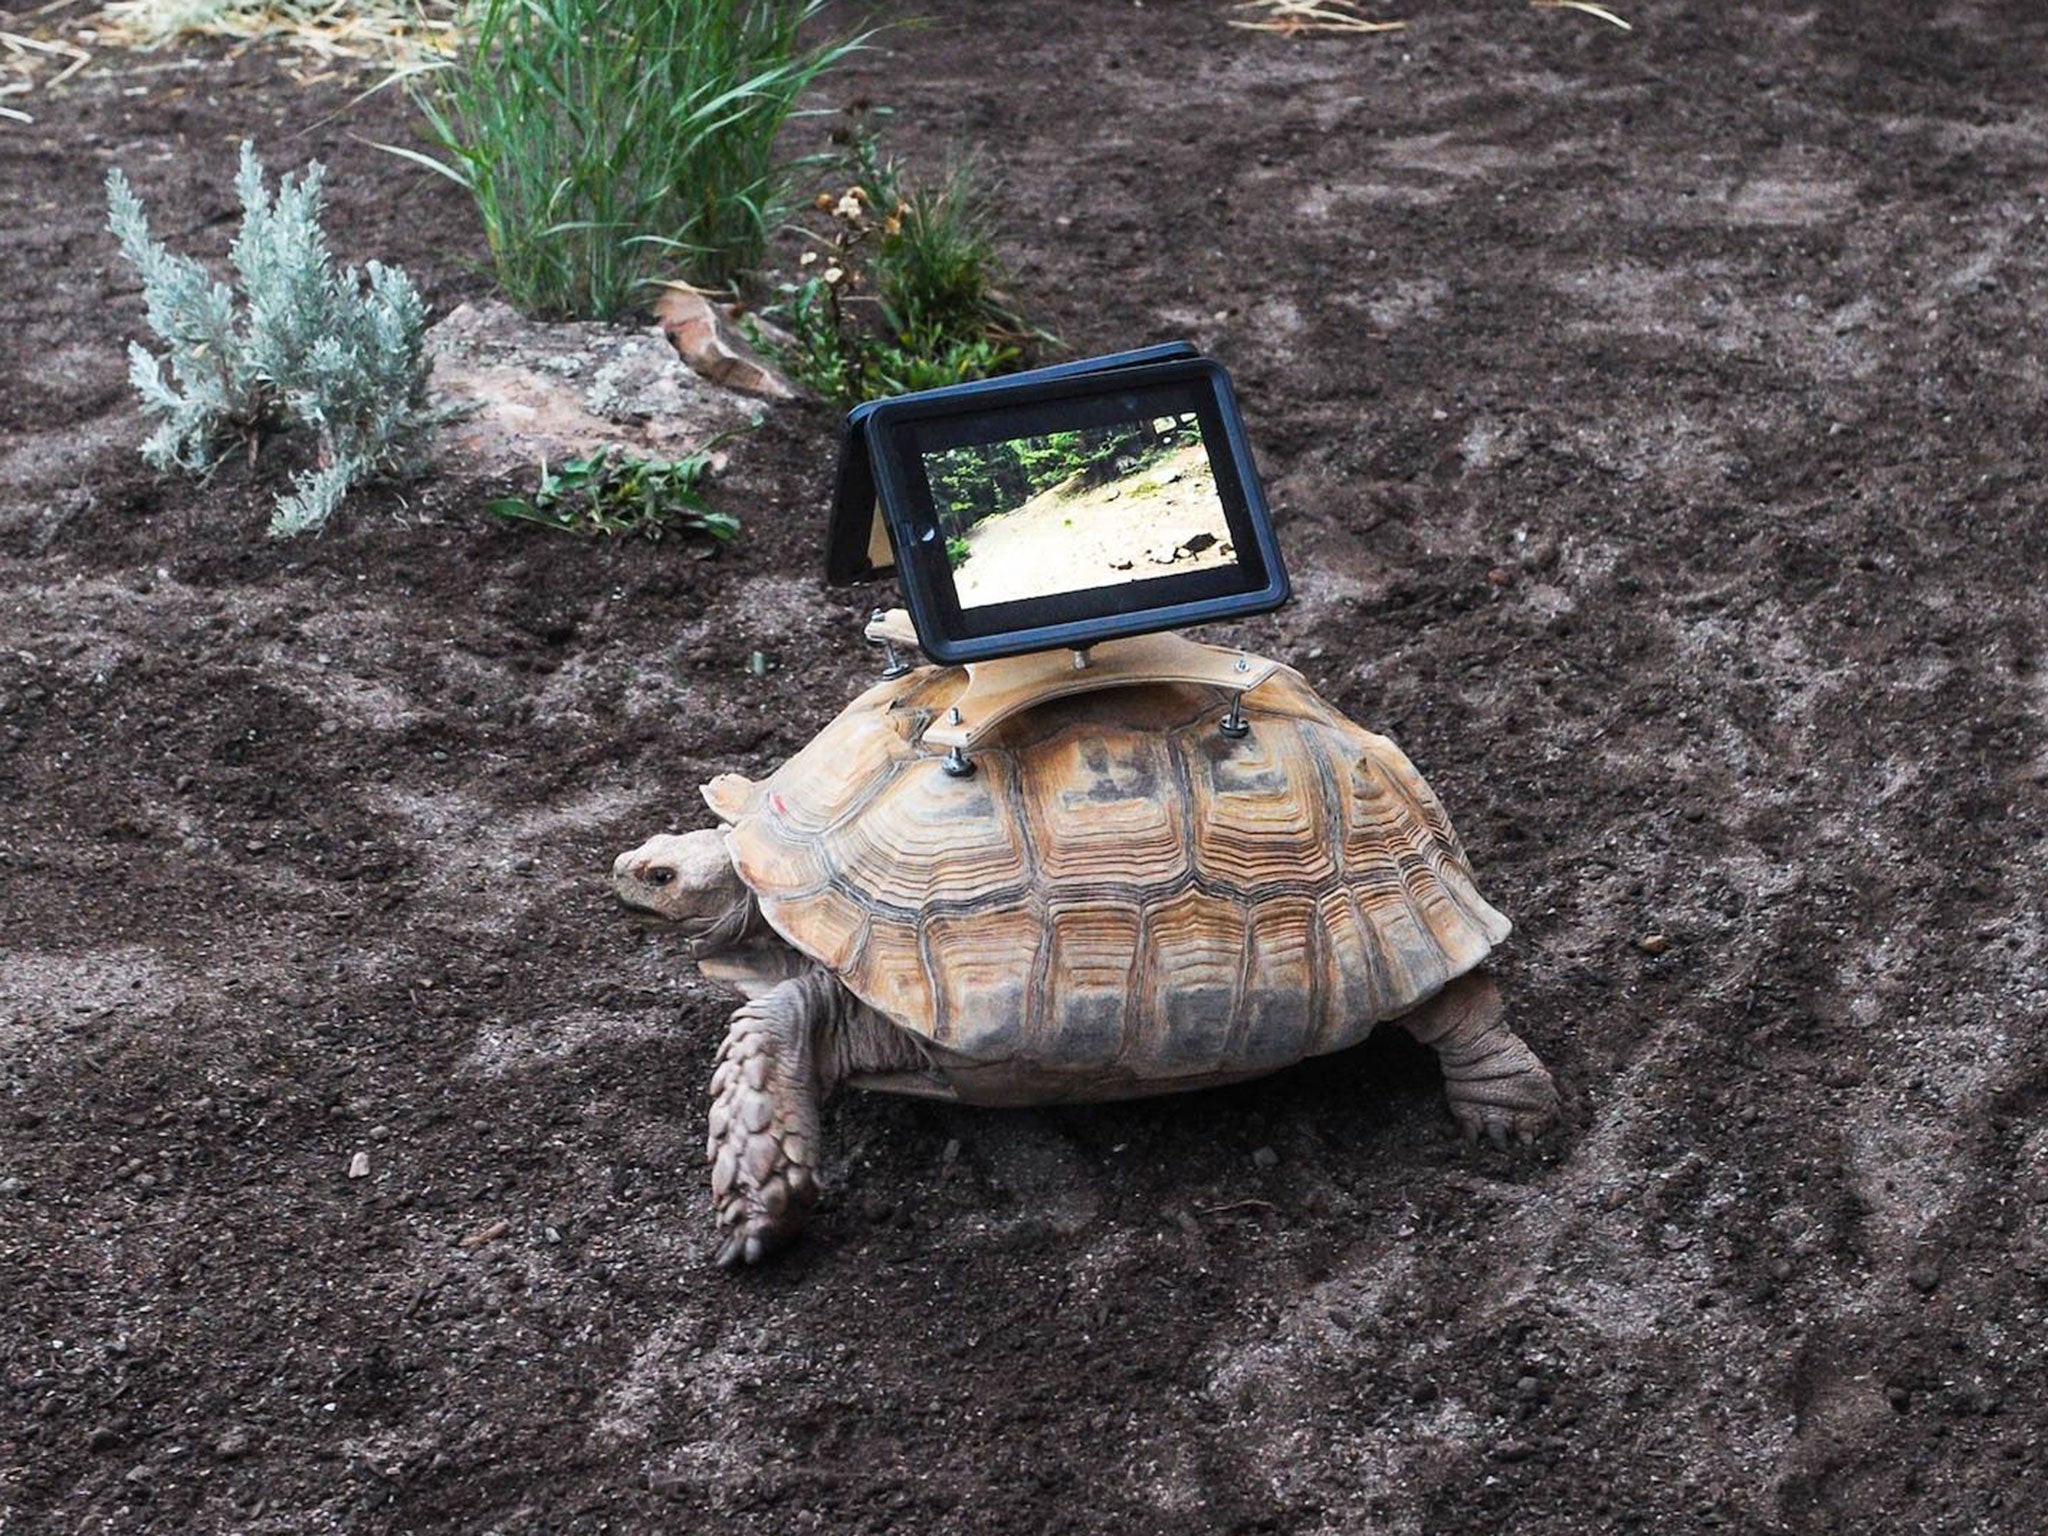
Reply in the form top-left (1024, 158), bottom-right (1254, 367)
top-left (858, 607), bottom-right (1289, 775)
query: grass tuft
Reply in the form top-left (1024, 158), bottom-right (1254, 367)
top-left (402, 0), bottom-right (865, 320)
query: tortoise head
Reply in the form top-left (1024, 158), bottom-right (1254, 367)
top-left (611, 829), bottom-right (752, 952)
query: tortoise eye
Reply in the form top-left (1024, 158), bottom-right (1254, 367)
top-left (648, 867), bottom-right (675, 887)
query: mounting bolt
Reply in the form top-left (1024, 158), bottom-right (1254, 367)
top-left (1219, 692), bottom-right (1250, 739)
top-left (942, 745), bottom-right (977, 778)
top-left (869, 608), bottom-right (911, 679)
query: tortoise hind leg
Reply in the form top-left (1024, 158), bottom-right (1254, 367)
top-left (705, 969), bottom-right (923, 1266)
top-left (1400, 972), bottom-right (1557, 1148)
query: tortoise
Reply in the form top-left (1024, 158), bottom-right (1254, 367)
top-left (613, 664), bottom-right (1556, 1265)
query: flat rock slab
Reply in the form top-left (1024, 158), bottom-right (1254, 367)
top-left (428, 300), bottom-right (765, 477)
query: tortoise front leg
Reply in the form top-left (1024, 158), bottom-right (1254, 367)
top-left (704, 969), bottom-right (922, 1266)
top-left (1400, 972), bottom-right (1558, 1147)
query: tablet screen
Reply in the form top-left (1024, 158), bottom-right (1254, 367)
top-left (853, 355), bottom-right (1288, 663)
top-left (923, 411), bottom-right (1236, 609)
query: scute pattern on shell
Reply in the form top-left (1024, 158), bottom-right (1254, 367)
top-left (711, 667), bottom-right (1509, 1090)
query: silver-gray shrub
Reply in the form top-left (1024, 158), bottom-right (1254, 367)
top-left (106, 143), bottom-right (438, 537)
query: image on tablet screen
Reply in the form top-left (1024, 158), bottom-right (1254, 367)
top-left (922, 413), bottom-right (1232, 609)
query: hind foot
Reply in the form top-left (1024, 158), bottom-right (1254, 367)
top-left (1401, 972), bottom-right (1558, 1148)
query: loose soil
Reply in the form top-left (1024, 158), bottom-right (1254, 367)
top-left (953, 444), bottom-right (1234, 607)
top-left (3, 3), bottom-right (2047, 1533)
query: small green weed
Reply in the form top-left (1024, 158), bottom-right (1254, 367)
top-left (488, 447), bottom-right (740, 543)
top-left (945, 535), bottom-right (971, 568)
top-left (749, 118), bottom-right (1046, 405)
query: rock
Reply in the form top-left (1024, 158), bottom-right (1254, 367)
top-left (1908, 1250), bottom-right (1943, 1294)
top-left (87, 1425), bottom-right (120, 1453)
top-left (1250, 1145), bottom-right (1279, 1170)
top-left (1490, 1439), bottom-right (1538, 1463)
top-left (652, 285), bottom-right (797, 401)
top-left (1635, 933), bottom-right (1670, 955)
top-left (347, 1152), bottom-right (371, 1180)
top-left (1887, 1384), bottom-right (1911, 1412)
top-left (427, 300), bottom-right (763, 480)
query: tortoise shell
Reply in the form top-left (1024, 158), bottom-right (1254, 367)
top-left (702, 667), bottom-right (1509, 1104)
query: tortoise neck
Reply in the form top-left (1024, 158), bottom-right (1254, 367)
top-left (694, 892), bottom-right (765, 956)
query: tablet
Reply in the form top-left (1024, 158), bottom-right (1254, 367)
top-left (825, 347), bottom-right (1289, 664)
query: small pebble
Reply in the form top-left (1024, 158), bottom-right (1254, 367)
top-left (1887, 1385), bottom-right (1911, 1411)
top-left (1490, 1439), bottom-right (1537, 1463)
top-left (369, 1124), bottom-right (392, 1142)
top-left (1250, 1145), bottom-right (1279, 1170)
top-left (1636, 933), bottom-right (1669, 955)
top-left (1908, 1251), bottom-right (1943, 1294)
top-left (348, 1152), bottom-right (371, 1180)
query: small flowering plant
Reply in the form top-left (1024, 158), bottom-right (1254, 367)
top-left (747, 122), bottom-right (1043, 405)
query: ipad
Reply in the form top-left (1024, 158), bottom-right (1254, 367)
top-left (826, 348), bottom-right (1288, 664)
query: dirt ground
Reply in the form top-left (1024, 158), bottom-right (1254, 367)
top-left (3, 1), bottom-right (2046, 1532)
top-left (953, 444), bottom-right (1234, 605)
